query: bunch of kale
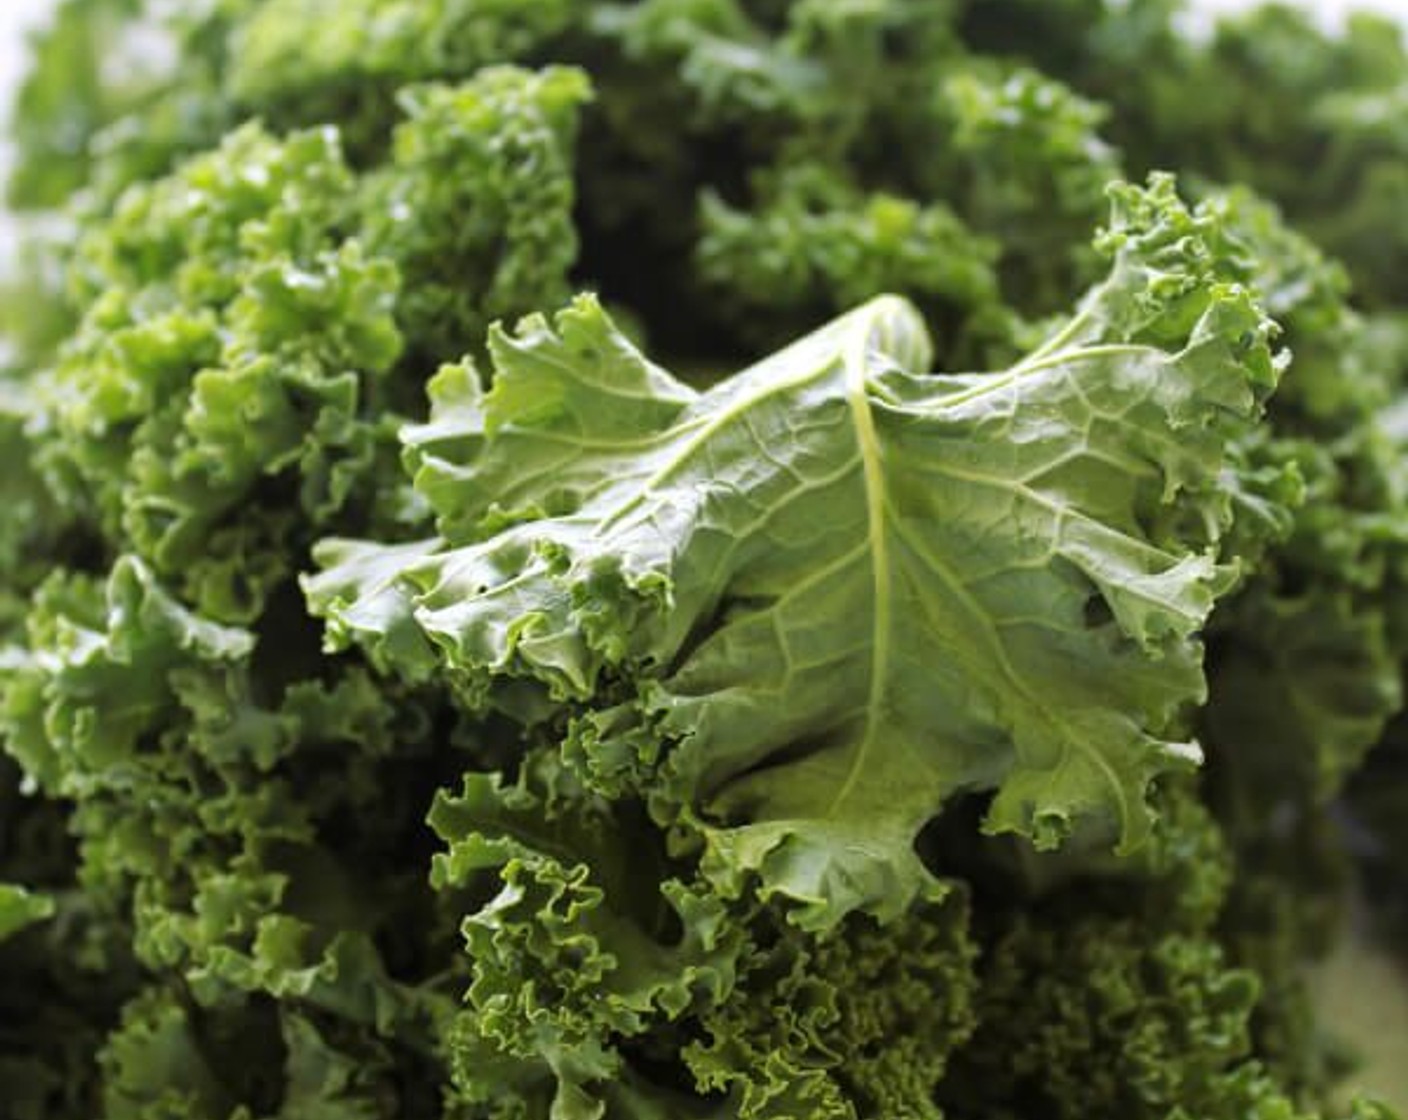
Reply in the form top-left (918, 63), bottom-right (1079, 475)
top-left (1, 2), bottom-right (1406, 1118)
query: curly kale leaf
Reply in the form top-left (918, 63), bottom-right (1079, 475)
top-left (35, 122), bottom-right (401, 622)
top-left (0, 557), bottom-right (452, 1041)
top-left (27, 59), bottom-right (590, 625)
top-left (680, 895), bottom-right (977, 1120)
top-left (361, 65), bottom-right (592, 371)
top-left (311, 176), bottom-right (1284, 930)
top-left (424, 746), bottom-right (977, 1118)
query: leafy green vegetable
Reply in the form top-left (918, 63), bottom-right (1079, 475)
top-left (0, 883), bottom-right (53, 941)
top-left (3, 0), bottom-right (1407, 1117)
top-left (312, 176), bottom-right (1282, 934)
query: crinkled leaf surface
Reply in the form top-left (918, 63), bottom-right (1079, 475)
top-left (311, 181), bottom-right (1280, 930)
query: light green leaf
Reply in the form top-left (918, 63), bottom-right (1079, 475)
top-left (0, 884), bottom-right (54, 942)
top-left (428, 750), bottom-right (743, 1116)
top-left (311, 180), bottom-right (1281, 929)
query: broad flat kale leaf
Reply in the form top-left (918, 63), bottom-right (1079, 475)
top-left (310, 177), bottom-right (1284, 930)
